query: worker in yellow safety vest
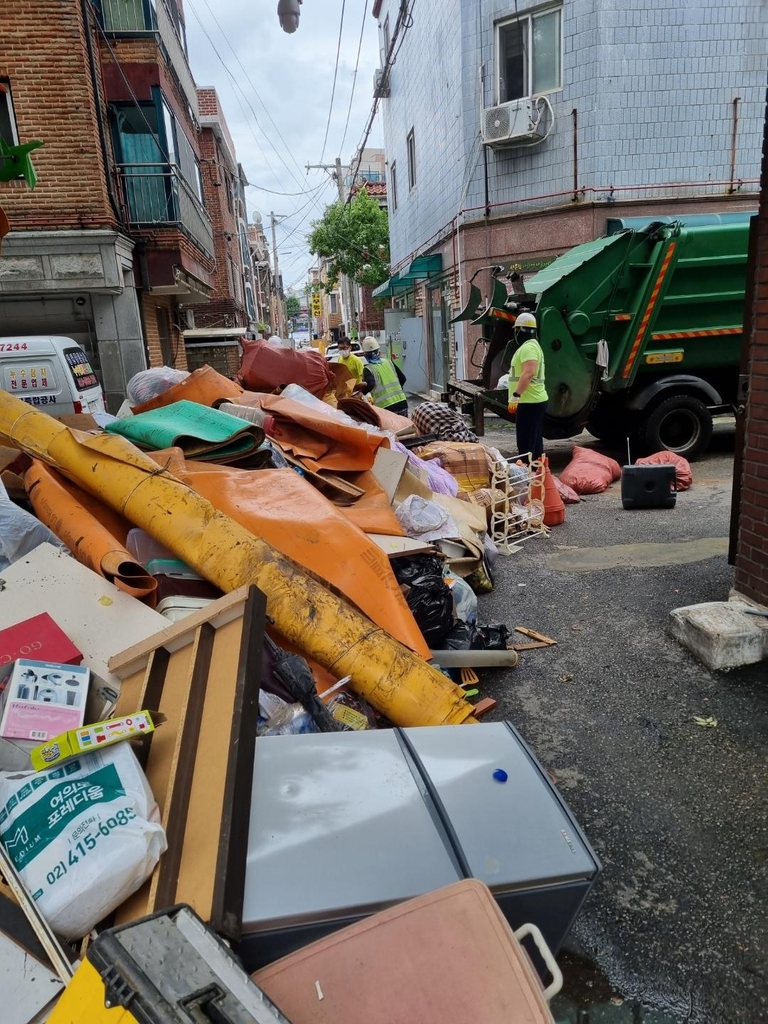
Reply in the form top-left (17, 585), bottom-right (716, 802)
top-left (507, 311), bottom-right (548, 461)
top-left (334, 336), bottom-right (366, 391)
top-left (361, 336), bottom-right (408, 415)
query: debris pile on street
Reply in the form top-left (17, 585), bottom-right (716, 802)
top-left (0, 358), bottom-right (595, 1023)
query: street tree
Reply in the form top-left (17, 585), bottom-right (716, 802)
top-left (308, 188), bottom-right (389, 291)
top-left (285, 295), bottom-right (301, 318)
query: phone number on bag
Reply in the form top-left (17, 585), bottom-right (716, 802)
top-left (45, 806), bottom-right (137, 886)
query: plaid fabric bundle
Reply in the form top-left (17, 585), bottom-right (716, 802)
top-left (418, 441), bottom-right (492, 493)
top-left (412, 402), bottom-right (479, 443)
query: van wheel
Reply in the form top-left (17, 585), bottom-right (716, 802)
top-left (640, 394), bottom-right (713, 460)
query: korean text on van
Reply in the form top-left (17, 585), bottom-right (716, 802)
top-left (0, 337), bottom-right (106, 417)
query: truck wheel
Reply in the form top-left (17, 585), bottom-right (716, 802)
top-left (641, 394), bottom-right (713, 460)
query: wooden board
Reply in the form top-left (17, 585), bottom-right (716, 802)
top-left (111, 586), bottom-right (266, 939)
top-left (367, 534), bottom-right (437, 559)
top-left (371, 447), bottom-right (409, 504)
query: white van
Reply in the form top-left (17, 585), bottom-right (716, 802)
top-left (0, 337), bottom-right (106, 417)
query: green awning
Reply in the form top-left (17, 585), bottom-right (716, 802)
top-left (525, 234), bottom-right (625, 295)
top-left (372, 254), bottom-right (443, 298)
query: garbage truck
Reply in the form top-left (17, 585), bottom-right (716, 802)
top-left (448, 217), bottom-right (751, 459)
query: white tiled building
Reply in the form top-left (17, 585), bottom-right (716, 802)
top-left (372, 0), bottom-right (766, 384)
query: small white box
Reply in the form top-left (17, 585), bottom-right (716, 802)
top-left (0, 659), bottom-right (89, 742)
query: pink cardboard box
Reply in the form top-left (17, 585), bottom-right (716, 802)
top-left (0, 613), bottom-right (82, 671)
top-left (0, 660), bottom-right (89, 742)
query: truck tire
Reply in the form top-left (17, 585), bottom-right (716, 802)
top-left (640, 394), bottom-right (713, 460)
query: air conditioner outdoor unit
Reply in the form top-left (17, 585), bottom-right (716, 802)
top-left (482, 98), bottom-right (545, 147)
top-left (373, 68), bottom-right (390, 99)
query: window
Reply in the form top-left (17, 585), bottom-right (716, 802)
top-left (382, 15), bottom-right (390, 62)
top-left (496, 7), bottom-right (561, 103)
top-left (406, 130), bottom-right (416, 190)
top-left (329, 293), bottom-right (339, 315)
top-left (0, 79), bottom-right (19, 146)
top-left (390, 162), bottom-right (398, 211)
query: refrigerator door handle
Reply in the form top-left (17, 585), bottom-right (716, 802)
top-left (513, 922), bottom-right (563, 1001)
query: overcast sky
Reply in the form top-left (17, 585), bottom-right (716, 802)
top-left (185, 0), bottom-right (382, 291)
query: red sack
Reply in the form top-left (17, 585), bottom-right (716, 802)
top-left (560, 445), bottom-right (622, 495)
top-left (636, 450), bottom-right (692, 490)
top-left (554, 475), bottom-right (581, 504)
top-left (239, 340), bottom-right (335, 398)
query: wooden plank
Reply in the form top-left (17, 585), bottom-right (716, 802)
top-left (108, 586), bottom-right (251, 678)
top-left (471, 697), bottom-right (497, 718)
top-left (511, 641), bottom-right (551, 652)
top-left (210, 587), bottom-right (266, 939)
top-left (152, 623), bottom-right (216, 910)
top-left (113, 642), bottom-right (194, 926)
top-left (174, 616), bottom-right (244, 923)
top-left (366, 534), bottom-right (437, 559)
top-left (514, 626), bottom-right (557, 645)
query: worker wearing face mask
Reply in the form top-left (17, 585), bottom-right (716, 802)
top-left (361, 337), bottom-right (408, 416)
top-left (333, 337), bottom-right (366, 392)
top-left (507, 311), bottom-right (548, 461)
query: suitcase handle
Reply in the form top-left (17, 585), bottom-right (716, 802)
top-left (513, 923), bottom-right (563, 1001)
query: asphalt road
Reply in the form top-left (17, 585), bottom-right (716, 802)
top-left (478, 422), bottom-right (768, 1023)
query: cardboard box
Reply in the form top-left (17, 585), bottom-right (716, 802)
top-left (30, 710), bottom-right (163, 771)
top-left (0, 613), bottom-right (83, 672)
top-left (0, 660), bottom-right (89, 742)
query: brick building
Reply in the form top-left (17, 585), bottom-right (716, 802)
top-left (183, 88), bottom-right (257, 375)
top-left (0, 0), bottom-right (146, 410)
top-left (732, 86), bottom-right (768, 608)
top-left (372, 0), bottom-right (765, 391)
top-left (98, 0), bottom-right (214, 373)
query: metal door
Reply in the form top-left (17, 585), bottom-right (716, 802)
top-left (400, 317), bottom-right (427, 396)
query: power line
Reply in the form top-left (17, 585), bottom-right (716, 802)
top-left (339, 0), bottom-right (369, 157)
top-left (185, 0), bottom-right (307, 192)
top-left (346, 0), bottom-right (415, 200)
top-left (193, 0), bottom-right (308, 186)
top-left (318, 0), bottom-right (347, 163)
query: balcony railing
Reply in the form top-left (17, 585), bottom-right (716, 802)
top-left (117, 164), bottom-right (214, 259)
top-left (100, 0), bottom-right (199, 120)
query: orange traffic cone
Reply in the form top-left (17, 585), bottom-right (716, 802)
top-left (542, 456), bottom-right (565, 526)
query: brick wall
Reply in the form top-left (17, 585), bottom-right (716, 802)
top-left (734, 88), bottom-right (768, 605)
top-left (141, 292), bottom-right (188, 370)
top-left (187, 125), bottom-right (247, 327)
top-left (0, 0), bottom-right (117, 231)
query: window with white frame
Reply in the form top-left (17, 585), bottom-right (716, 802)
top-left (406, 130), bottom-right (416, 190)
top-left (496, 6), bottom-right (561, 104)
top-left (0, 79), bottom-right (19, 147)
top-left (390, 161), bottom-right (398, 211)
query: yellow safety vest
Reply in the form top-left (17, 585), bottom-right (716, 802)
top-left (369, 359), bottom-right (406, 408)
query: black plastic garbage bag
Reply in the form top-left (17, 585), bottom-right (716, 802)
top-left (443, 622), bottom-right (475, 650)
top-left (264, 635), bottom-right (345, 732)
top-left (405, 573), bottom-right (454, 647)
top-left (472, 624), bottom-right (511, 650)
top-left (392, 554), bottom-right (445, 587)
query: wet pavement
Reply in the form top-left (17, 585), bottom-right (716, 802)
top-left (478, 422), bottom-right (768, 1023)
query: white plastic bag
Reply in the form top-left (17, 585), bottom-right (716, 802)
top-left (395, 494), bottom-right (460, 543)
top-left (0, 743), bottom-right (166, 939)
top-left (126, 366), bottom-right (188, 406)
top-left (0, 480), bottom-right (68, 572)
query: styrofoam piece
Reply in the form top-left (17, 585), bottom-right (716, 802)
top-left (0, 544), bottom-right (166, 692)
top-left (669, 600), bottom-right (768, 671)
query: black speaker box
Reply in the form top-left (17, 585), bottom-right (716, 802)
top-left (621, 464), bottom-right (677, 509)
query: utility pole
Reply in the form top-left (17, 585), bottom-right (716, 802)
top-left (270, 211), bottom-right (286, 338)
top-left (306, 159), bottom-right (358, 337)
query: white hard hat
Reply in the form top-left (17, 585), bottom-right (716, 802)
top-left (514, 312), bottom-right (537, 328)
top-left (361, 337), bottom-right (380, 353)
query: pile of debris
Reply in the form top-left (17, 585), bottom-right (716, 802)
top-left (0, 356), bottom-right (597, 1023)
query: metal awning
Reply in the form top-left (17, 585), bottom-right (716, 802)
top-left (183, 327), bottom-right (248, 340)
top-left (372, 253), bottom-right (443, 298)
top-left (524, 234), bottom-right (624, 295)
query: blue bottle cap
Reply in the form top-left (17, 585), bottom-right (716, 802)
top-left (492, 768), bottom-right (508, 783)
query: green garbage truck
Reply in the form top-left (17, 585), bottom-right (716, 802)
top-left (450, 217), bottom-right (751, 459)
